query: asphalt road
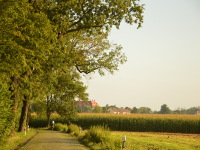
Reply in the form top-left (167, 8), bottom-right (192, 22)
top-left (19, 130), bottom-right (89, 150)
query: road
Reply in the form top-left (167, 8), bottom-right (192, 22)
top-left (19, 130), bottom-right (90, 150)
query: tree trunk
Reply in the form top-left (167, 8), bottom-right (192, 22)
top-left (18, 97), bottom-right (30, 132)
top-left (46, 95), bottom-right (53, 127)
top-left (47, 113), bottom-right (51, 127)
top-left (10, 76), bottom-right (19, 114)
top-left (9, 76), bottom-right (19, 135)
top-left (26, 105), bottom-right (31, 130)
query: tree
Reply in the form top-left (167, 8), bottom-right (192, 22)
top-left (53, 73), bottom-right (88, 121)
top-left (0, 0), bottom-right (144, 137)
top-left (93, 106), bottom-right (103, 113)
top-left (102, 104), bottom-right (110, 113)
top-left (0, 81), bottom-right (13, 144)
top-left (131, 107), bottom-right (138, 113)
top-left (137, 107), bottom-right (152, 114)
top-left (173, 107), bottom-right (200, 114)
top-left (186, 107), bottom-right (200, 114)
top-left (82, 105), bottom-right (93, 113)
top-left (160, 104), bottom-right (171, 114)
top-left (125, 107), bottom-right (132, 111)
top-left (0, 0), bottom-right (56, 133)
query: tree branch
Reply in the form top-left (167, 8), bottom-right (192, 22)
top-left (65, 25), bottom-right (103, 34)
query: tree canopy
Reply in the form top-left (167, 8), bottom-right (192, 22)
top-left (0, 0), bottom-right (144, 143)
top-left (160, 104), bottom-right (171, 114)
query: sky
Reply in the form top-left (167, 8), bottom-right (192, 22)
top-left (84, 0), bottom-right (200, 111)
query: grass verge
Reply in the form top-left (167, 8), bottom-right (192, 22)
top-left (0, 129), bottom-right (37, 150)
top-left (55, 123), bottom-right (200, 150)
top-left (111, 131), bottom-right (200, 150)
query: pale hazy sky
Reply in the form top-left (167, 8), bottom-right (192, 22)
top-left (84, 0), bottom-right (200, 111)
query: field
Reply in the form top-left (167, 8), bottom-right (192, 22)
top-left (28, 114), bottom-right (200, 149)
top-left (74, 114), bottom-right (200, 149)
top-left (73, 113), bottom-right (200, 134)
top-left (111, 131), bottom-right (200, 150)
top-left (77, 113), bottom-right (200, 121)
top-left (30, 113), bottom-right (200, 134)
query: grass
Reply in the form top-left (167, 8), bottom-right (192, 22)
top-left (78, 125), bottom-right (200, 150)
top-left (1, 123), bottom-right (199, 150)
top-left (111, 131), bottom-right (200, 150)
top-left (0, 129), bottom-right (37, 150)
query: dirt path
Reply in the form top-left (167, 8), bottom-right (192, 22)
top-left (19, 130), bottom-right (90, 150)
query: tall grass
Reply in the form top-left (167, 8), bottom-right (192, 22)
top-left (67, 124), bottom-right (80, 136)
top-left (54, 123), bottom-right (68, 132)
top-left (79, 125), bottom-right (121, 150)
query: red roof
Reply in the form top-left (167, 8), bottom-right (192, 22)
top-left (76, 100), bottom-right (99, 108)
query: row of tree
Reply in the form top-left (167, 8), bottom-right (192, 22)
top-left (124, 104), bottom-right (199, 114)
top-left (50, 103), bottom-right (199, 114)
top-left (0, 0), bottom-right (144, 144)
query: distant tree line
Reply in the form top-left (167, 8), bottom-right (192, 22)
top-left (100, 104), bottom-right (200, 115)
top-left (32, 102), bottom-right (200, 115)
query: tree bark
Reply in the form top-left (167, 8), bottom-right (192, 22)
top-left (47, 113), bottom-right (51, 127)
top-left (9, 76), bottom-right (19, 114)
top-left (46, 95), bottom-right (52, 127)
top-left (26, 105), bottom-right (31, 130)
top-left (9, 76), bottom-right (19, 135)
top-left (18, 97), bottom-right (30, 132)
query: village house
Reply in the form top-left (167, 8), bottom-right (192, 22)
top-left (107, 107), bottom-right (119, 114)
top-left (197, 110), bottom-right (200, 115)
top-left (76, 100), bottom-right (99, 108)
top-left (107, 107), bottom-right (131, 114)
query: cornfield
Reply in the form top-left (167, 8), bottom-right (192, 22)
top-left (29, 113), bottom-right (200, 134)
top-left (72, 113), bottom-right (200, 134)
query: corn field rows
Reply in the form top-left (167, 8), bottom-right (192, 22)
top-left (29, 113), bottom-right (200, 134)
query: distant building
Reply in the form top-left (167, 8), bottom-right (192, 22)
top-left (108, 107), bottom-right (119, 114)
top-left (76, 100), bottom-right (99, 108)
top-left (108, 107), bottom-right (131, 114)
top-left (120, 108), bottom-right (131, 114)
top-left (197, 110), bottom-right (200, 115)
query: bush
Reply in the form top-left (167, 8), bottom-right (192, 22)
top-left (29, 115), bottom-right (48, 128)
top-left (84, 125), bottom-right (110, 144)
top-left (80, 125), bottom-right (121, 149)
top-left (67, 124), bottom-right (80, 136)
top-left (54, 123), bottom-right (68, 132)
top-left (0, 82), bottom-right (13, 145)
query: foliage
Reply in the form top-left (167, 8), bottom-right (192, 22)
top-left (82, 125), bottom-right (110, 144)
top-left (0, 0), bottom-right (144, 141)
top-left (0, 0), bottom-right (56, 133)
top-left (102, 104), bottom-right (110, 113)
top-left (54, 123), bottom-right (68, 132)
top-left (0, 128), bottom-right (37, 150)
top-left (93, 106), bottom-right (103, 113)
top-left (0, 81), bottom-right (13, 144)
top-left (67, 124), bottom-right (80, 136)
top-left (80, 125), bottom-right (121, 150)
top-left (136, 107), bottom-right (152, 114)
top-left (77, 105), bottom-right (93, 113)
top-left (160, 104), bottom-right (171, 114)
top-left (131, 107), bottom-right (138, 113)
top-left (29, 115), bottom-right (48, 128)
top-left (173, 107), bottom-right (200, 114)
top-left (31, 100), bottom-right (46, 117)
